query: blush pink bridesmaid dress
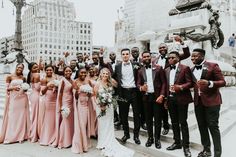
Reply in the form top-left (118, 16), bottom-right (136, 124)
top-left (29, 82), bottom-right (40, 142)
top-left (52, 77), bottom-right (74, 149)
top-left (0, 79), bottom-right (31, 144)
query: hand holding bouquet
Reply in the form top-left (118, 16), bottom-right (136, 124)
top-left (21, 83), bottom-right (30, 92)
top-left (60, 106), bottom-right (71, 118)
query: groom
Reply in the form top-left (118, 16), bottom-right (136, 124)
top-left (113, 48), bottom-right (141, 145)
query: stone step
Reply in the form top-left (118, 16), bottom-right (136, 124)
top-left (115, 129), bottom-right (199, 157)
top-left (128, 105), bottom-right (229, 133)
top-left (126, 108), bottom-right (236, 151)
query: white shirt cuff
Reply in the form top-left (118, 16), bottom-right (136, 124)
top-left (208, 81), bottom-right (214, 88)
top-left (181, 44), bottom-right (188, 48)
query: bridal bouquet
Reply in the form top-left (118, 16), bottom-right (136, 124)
top-left (61, 106), bottom-right (71, 118)
top-left (47, 79), bottom-right (60, 87)
top-left (97, 87), bottom-right (126, 118)
top-left (80, 84), bottom-right (93, 94)
top-left (21, 83), bottom-right (30, 92)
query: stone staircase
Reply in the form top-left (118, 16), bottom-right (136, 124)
top-left (0, 74), bottom-right (6, 119)
top-left (115, 87), bottom-right (236, 157)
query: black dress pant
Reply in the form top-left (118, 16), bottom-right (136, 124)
top-left (168, 96), bottom-right (190, 148)
top-left (143, 93), bottom-right (163, 140)
top-left (119, 88), bottom-right (140, 137)
top-left (162, 108), bottom-right (170, 130)
top-left (195, 98), bottom-right (221, 157)
top-left (137, 90), bottom-right (145, 125)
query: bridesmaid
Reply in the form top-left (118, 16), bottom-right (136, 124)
top-left (0, 63), bottom-right (31, 144)
top-left (72, 67), bottom-right (93, 153)
top-left (53, 66), bottom-right (74, 149)
top-left (27, 62), bottom-right (40, 143)
top-left (87, 66), bottom-right (98, 137)
top-left (39, 65), bottom-right (58, 145)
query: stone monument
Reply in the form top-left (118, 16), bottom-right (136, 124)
top-left (0, 0), bottom-right (29, 74)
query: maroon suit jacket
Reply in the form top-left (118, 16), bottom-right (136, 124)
top-left (152, 46), bottom-right (190, 69)
top-left (137, 64), bottom-right (167, 98)
top-left (192, 61), bottom-right (226, 106)
top-left (165, 63), bottom-right (193, 105)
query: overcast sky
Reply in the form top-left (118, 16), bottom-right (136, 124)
top-left (0, 0), bottom-right (125, 47)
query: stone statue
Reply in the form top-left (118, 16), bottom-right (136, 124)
top-left (169, 0), bottom-right (211, 16)
top-left (176, 10), bottom-right (224, 49)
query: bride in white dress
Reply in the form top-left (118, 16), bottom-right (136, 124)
top-left (94, 68), bottom-right (134, 157)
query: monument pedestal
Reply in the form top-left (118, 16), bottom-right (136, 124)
top-left (167, 8), bottom-right (216, 59)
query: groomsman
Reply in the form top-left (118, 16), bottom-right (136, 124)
top-left (131, 47), bottom-right (147, 130)
top-left (165, 51), bottom-right (193, 157)
top-left (153, 35), bottom-right (190, 135)
top-left (113, 48), bottom-right (141, 144)
top-left (191, 48), bottom-right (226, 157)
top-left (137, 51), bottom-right (167, 149)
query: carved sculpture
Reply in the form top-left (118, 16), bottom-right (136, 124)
top-left (175, 10), bottom-right (224, 49)
top-left (169, 0), bottom-right (211, 16)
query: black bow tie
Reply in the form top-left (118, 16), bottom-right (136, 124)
top-left (170, 65), bottom-right (176, 70)
top-left (123, 62), bottom-right (131, 66)
top-left (133, 59), bottom-right (138, 62)
top-left (111, 61), bottom-right (115, 64)
top-left (195, 65), bottom-right (202, 70)
top-left (161, 55), bottom-right (166, 59)
top-left (145, 64), bottom-right (151, 69)
top-left (94, 62), bottom-right (98, 65)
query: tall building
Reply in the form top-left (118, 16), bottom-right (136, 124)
top-left (0, 35), bottom-right (15, 58)
top-left (22, 0), bottom-right (93, 63)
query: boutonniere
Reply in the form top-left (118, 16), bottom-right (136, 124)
top-left (133, 65), bottom-right (140, 69)
top-left (203, 67), bottom-right (208, 70)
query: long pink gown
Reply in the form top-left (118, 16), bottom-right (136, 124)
top-left (89, 80), bottom-right (98, 137)
top-left (52, 78), bottom-right (74, 148)
top-left (71, 86), bottom-right (94, 154)
top-left (0, 79), bottom-right (31, 144)
top-left (29, 82), bottom-right (40, 142)
top-left (39, 85), bottom-right (57, 145)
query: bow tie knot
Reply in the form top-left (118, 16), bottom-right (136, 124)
top-left (170, 65), bottom-right (176, 70)
top-left (195, 65), bottom-right (202, 70)
top-left (145, 64), bottom-right (151, 69)
top-left (123, 62), bottom-right (131, 66)
top-left (161, 55), bottom-right (166, 59)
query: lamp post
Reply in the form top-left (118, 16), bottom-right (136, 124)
top-left (10, 0), bottom-right (26, 51)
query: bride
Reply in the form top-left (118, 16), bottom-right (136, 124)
top-left (94, 68), bottom-right (134, 157)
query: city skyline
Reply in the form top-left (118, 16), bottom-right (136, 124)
top-left (0, 0), bottom-right (125, 47)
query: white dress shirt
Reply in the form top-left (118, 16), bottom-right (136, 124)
top-left (157, 56), bottom-right (166, 68)
top-left (169, 63), bottom-right (179, 85)
top-left (121, 61), bottom-right (136, 88)
top-left (145, 67), bottom-right (154, 93)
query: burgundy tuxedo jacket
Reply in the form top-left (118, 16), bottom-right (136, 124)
top-left (137, 65), bottom-right (167, 98)
top-left (153, 46), bottom-right (190, 69)
top-left (165, 63), bottom-right (193, 105)
top-left (191, 61), bottom-right (226, 106)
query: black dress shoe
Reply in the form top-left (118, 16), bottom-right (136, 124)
top-left (145, 138), bottom-right (154, 147)
top-left (155, 140), bottom-right (161, 149)
top-left (162, 128), bottom-right (169, 135)
top-left (166, 143), bottom-right (182, 150)
top-left (141, 123), bottom-right (147, 130)
top-left (184, 148), bottom-right (192, 157)
top-left (197, 150), bottom-right (212, 157)
top-left (121, 135), bottom-right (130, 143)
top-left (133, 137), bottom-right (141, 145)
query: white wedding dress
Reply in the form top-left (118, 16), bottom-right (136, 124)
top-left (96, 86), bottom-right (134, 157)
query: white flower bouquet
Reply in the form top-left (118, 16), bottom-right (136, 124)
top-left (21, 83), bottom-right (30, 92)
top-left (61, 106), bottom-right (71, 118)
top-left (80, 84), bottom-right (93, 94)
top-left (47, 79), bottom-right (60, 87)
top-left (78, 63), bottom-right (85, 68)
top-left (97, 87), bottom-right (126, 118)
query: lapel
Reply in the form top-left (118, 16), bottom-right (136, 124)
top-left (200, 62), bottom-right (208, 79)
top-left (142, 67), bottom-right (147, 82)
top-left (174, 64), bottom-right (181, 83)
top-left (152, 66), bottom-right (157, 81)
top-left (166, 68), bottom-right (171, 85)
top-left (191, 67), bottom-right (197, 83)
